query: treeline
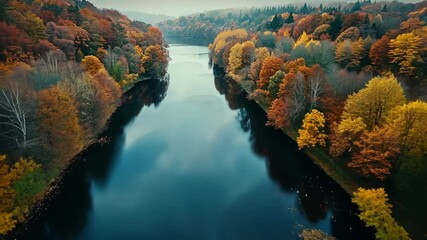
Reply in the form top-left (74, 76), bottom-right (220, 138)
top-left (0, 0), bottom-right (168, 234)
top-left (159, 0), bottom-right (426, 45)
top-left (209, 1), bottom-right (427, 238)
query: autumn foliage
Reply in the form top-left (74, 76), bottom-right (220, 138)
top-left (341, 74), bottom-right (406, 130)
top-left (206, 2), bottom-right (427, 238)
top-left (0, 155), bottom-right (44, 234)
top-left (297, 110), bottom-right (327, 149)
top-left (258, 56), bottom-right (284, 89)
top-left (348, 127), bottom-right (400, 180)
top-left (38, 86), bottom-right (83, 166)
top-left (369, 35), bottom-right (390, 70)
top-left (0, 0), bottom-right (169, 234)
top-left (352, 188), bottom-right (410, 240)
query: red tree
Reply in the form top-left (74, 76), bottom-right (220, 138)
top-left (258, 56), bottom-right (284, 89)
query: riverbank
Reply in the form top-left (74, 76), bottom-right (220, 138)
top-left (223, 71), bottom-right (374, 195)
top-left (4, 79), bottom-right (165, 239)
top-left (221, 69), bottom-right (427, 237)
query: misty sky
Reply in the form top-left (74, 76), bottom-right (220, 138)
top-left (89, 0), bottom-right (311, 17)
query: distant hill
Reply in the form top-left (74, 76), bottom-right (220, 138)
top-left (123, 11), bottom-right (175, 25)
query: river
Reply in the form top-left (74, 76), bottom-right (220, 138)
top-left (21, 44), bottom-right (373, 240)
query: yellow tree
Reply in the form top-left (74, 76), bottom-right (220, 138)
top-left (386, 100), bottom-right (427, 161)
top-left (38, 86), bottom-right (83, 167)
top-left (241, 41), bottom-right (255, 67)
top-left (330, 117), bottom-right (367, 157)
top-left (294, 31), bottom-right (311, 48)
top-left (0, 156), bottom-right (44, 234)
top-left (352, 188), bottom-right (410, 240)
top-left (16, 12), bottom-right (47, 42)
top-left (297, 109), bottom-right (327, 149)
top-left (81, 55), bottom-right (105, 75)
top-left (227, 43), bottom-right (243, 74)
top-left (0, 155), bottom-right (16, 234)
top-left (210, 29), bottom-right (249, 65)
top-left (142, 45), bottom-right (168, 79)
top-left (9, 158), bottom-right (40, 181)
top-left (0, 212), bottom-right (16, 235)
top-left (134, 45), bottom-right (145, 74)
top-left (255, 47), bottom-right (270, 61)
top-left (389, 33), bottom-right (422, 77)
top-left (342, 74), bottom-right (406, 130)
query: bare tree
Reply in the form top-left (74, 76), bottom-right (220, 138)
top-left (0, 84), bottom-right (30, 148)
top-left (289, 72), bottom-right (307, 123)
top-left (309, 70), bottom-right (325, 110)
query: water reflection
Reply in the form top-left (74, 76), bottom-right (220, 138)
top-left (214, 75), bottom-right (374, 239)
top-left (19, 79), bottom-right (169, 240)
top-left (20, 45), bottom-right (374, 240)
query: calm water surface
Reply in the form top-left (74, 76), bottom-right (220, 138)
top-left (23, 44), bottom-right (373, 240)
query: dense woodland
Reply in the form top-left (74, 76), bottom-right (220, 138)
top-left (206, 1), bottom-right (427, 239)
top-left (0, 0), bottom-right (168, 234)
top-left (1, 0), bottom-right (427, 238)
top-left (159, 1), bottom-right (427, 45)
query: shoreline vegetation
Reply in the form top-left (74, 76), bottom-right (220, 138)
top-left (217, 58), bottom-right (413, 240)
top-left (220, 68), bottom-right (372, 195)
top-left (4, 78), bottom-right (169, 239)
top-left (1, 0), bottom-right (426, 239)
top-left (0, 0), bottom-right (169, 236)
top-left (205, 1), bottom-right (427, 238)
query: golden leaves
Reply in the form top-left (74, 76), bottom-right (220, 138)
top-left (297, 109), bottom-right (327, 149)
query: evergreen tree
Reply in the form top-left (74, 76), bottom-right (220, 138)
top-left (352, 1), bottom-right (362, 12)
top-left (0, 0), bottom-right (11, 22)
top-left (285, 12), bottom-right (294, 24)
top-left (381, 4), bottom-right (387, 12)
top-left (270, 14), bottom-right (284, 31)
top-left (112, 22), bottom-right (129, 47)
top-left (328, 13), bottom-right (343, 40)
top-left (301, 3), bottom-right (309, 14)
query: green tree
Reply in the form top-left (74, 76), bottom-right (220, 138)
top-left (16, 13), bottom-right (47, 42)
top-left (285, 12), bottom-right (294, 24)
top-left (269, 14), bottom-right (284, 31)
top-left (0, 0), bottom-right (11, 22)
top-left (328, 13), bottom-right (343, 40)
top-left (267, 70), bottom-right (285, 99)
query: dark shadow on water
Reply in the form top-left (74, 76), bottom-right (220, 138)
top-left (214, 74), bottom-right (375, 240)
top-left (18, 79), bottom-right (169, 240)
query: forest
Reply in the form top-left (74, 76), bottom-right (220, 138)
top-left (1, 0), bottom-right (427, 239)
top-left (159, 1), bottom-right (426, 45)
top-left (0, 0), bottom-right (168, 235)
top-left (204, 0), bottom-right (427, 239)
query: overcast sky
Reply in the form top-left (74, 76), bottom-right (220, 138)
top-left (89, 0), bottom-right (311, 17)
